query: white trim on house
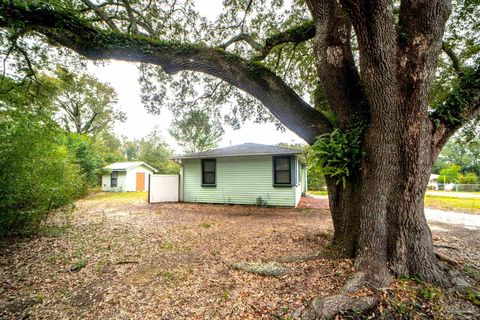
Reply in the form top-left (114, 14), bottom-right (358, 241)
top-left (103, 161), bottom-right (158, 172)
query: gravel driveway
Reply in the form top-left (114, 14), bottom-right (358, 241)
top-left (425, 208), bottom-right (480, 229)
top-left (309, 194), bottom-right (480, 229)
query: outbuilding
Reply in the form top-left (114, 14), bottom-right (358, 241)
top-left (101, 161), bottom-right (157, 192)
top-left (171, 143), bottom-right (307, 207)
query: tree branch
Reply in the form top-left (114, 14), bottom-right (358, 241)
top-left (254, 21), bottom-right (315, 61)
top-left (218, 21), bottom-right (315, 62)
top-left (442, 41), bottom-right (463, 76)
top-left (306, 0), bottom-right (367, 128)
top-left (184, 81), bottom-right (223, 107)
top-left (0, 1), bottom-right (331, 143)
top-left (80, 0), bottom-right (120, 32)
top-left (228, 0), bottom-right (254, 31)
top-left (431, 65), bottom-right (480, 150)
top-left (218, 33), bottom-right (262, 51)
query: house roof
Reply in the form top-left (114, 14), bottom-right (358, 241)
top-left (172, 143), bottom-right (304, 160)
top-left (103, 161), bottom-right (158, 172)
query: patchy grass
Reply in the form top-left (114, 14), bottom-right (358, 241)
top-left (85, 191), bottom-right (147, 202)
top-left (343, 277), bottom-right (480, 319)
top-left (371, 279), bottom-right (444, 319)
top-left (308, 190), bottom-right (328, 196)
top-left (425, 195), bottom-right (480, 214)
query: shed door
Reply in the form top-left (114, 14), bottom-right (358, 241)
top-left (136, 172), bottom-right (145, 191)
top-left (149, 175), bottom-right (179, 203)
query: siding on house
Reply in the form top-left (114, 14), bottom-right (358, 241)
top-left (182, 155), bottom-right (297, 206)
top-left (102, 171), bottom-right (127, 192)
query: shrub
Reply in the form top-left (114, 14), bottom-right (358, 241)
top-left (459, 172), bottom-right (478, 184)
top-left (0, 77), bottom-right (90, 236)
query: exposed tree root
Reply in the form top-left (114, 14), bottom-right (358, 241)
top-left (291, 262), bottom-right (474, 319)
top-left (435, 251), bottom-right (459, 266)
top-left (292, 294), bottom-right (378, 320)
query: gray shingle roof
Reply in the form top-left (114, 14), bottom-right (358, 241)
top-left (172, 143), bottom-right (304, 160)
top-left (103, 161), bottom-right (158, 172)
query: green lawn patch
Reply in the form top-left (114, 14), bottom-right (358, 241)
top-left (308, 190), bottom-right (328, 196)
top-left (87, 192), bottom-right (147, 202)
top-left (424, 195), bottom-right (480, 214)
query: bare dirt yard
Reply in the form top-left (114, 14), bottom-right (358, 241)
top-left (1, 193), bottom-right (479, 319)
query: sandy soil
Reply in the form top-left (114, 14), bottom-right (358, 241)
top-left (0, 194), bottom-right (351, 319)
top-left (1, 194), bottom-right (478, 319)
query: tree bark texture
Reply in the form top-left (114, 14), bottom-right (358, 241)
top-left (307, 0), bottom-right (453, 286)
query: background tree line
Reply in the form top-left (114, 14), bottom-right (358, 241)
top-left (0, 68), bottom-right (179, 236)
top-left (0, 62), bottom-right (227, 236)
top-left (432, 134), bottom-right (480, 185)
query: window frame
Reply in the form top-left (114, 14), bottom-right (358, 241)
top-left (111, 171), bottom-right (118, 188)
top-left (272, 156), bottom-right (294, 187)
top-left (201, 158), bottom-right (216, 187)
top-left (298, 162), bottom-right (302, 184)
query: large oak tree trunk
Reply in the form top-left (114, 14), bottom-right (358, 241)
top-left (326, 176), bottom-right (360, 258)
top-left (327, 119), bottom-right (450, 287)
top-left (305, 0), bottom-right (453, 288)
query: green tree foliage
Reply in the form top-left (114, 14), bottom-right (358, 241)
top-left (459, 172), bottom-right (478, 184)
top-left (0, 76), bottom-right (87, 236)
top-left (438, 164), bottom-right (462, 183)
top-left (54, 67), bottom-right (126, 136)
top-left (93, 131), bottom-right (125, 166)
top-left (137, 129), bottom-right (179, 174)
top-left (122, 138), bottom-right (140, 161)
top-left (433, 136), bottom-right (480, 176)
top-left (308, 127), bottom-right (364, 188)
top-left (63, 133), bottom-right (100, 186)
top-left (169, 109), bottom-right (224, 153)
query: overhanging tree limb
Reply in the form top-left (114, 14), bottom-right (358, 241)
top-left (79, 0), bottom-right (120, 32)
top-left (0, 1), bottom-right (331, 143)
top-left (218, 21), bottom-right (316, 61)
top-left (441, 42), bottom-right (462, 76)
top-left (431, 65), bottom-right (480, 150)
top-left (254, 20), bottom-right (316, 61)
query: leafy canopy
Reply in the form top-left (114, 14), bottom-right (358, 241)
top-left (169, 109), bottom-right (224, 153)
top-left (54, 67), bottom-right (126, 136)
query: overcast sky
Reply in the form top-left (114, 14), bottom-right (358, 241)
top-left (88, 0), bottom-right (305, 152)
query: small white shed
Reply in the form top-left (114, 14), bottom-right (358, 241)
top-left (101, 161), bottom-right (157, 192)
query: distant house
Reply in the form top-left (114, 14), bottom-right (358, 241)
top-left (428, 174), bottom-right (440, 190)
top-left (102, 162), bottom-right (157, 192)
top-left (171, 143), bottom-right (307, 207)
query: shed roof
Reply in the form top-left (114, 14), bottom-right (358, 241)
top-left (172, 143), bottom-right (304, 160)
top-left (103, 161), bottom-right (158, 172)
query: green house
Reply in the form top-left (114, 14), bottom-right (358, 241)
top-left (172, 143), bottom-right (307, 207)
